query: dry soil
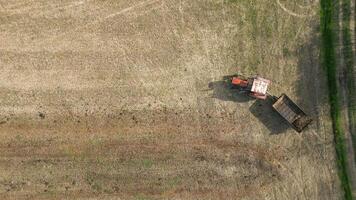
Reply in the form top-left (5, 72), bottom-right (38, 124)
top-left (0, 0), bottom-right (343, 199)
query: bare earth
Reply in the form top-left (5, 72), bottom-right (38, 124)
top-left (0, 0), bottom-right (343, 199)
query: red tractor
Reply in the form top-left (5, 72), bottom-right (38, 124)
top-left (231, 75), bottom-right (271, 100)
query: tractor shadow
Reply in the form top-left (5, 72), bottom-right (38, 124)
top-left (208, 75), bottom-right (253, 102)
top-left (208, 76), bottom-right (289, 134)
top-left (249, 96), bottom-right (289, 134)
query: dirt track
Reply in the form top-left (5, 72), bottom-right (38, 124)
top-left (0, 0), bottom-right (343, 199)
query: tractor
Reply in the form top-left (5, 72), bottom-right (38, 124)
top-left (230, 75), bottom-right (271, 100)
top-left (228, 74), bottom-right (312, 132)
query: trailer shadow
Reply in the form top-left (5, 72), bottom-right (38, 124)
top-left (249, 96), bottom-right (290, 134)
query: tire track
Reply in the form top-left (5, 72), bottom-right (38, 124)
top-left (276, 0), bottom-right (316, 18)
top-left (34, 0), bottom-right (162, 49)
top-left (0, 0), bottom-right (90, 15)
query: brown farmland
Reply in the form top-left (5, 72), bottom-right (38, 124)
top-left (0, 0), bottom-right (343, 199)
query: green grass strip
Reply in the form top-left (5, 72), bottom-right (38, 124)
top-left (320, 0), bottom-right (353, 199)
top-left (342, 0), bottom-right (356, 164)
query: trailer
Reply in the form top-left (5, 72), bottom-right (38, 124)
top-left (272, 94), bottom-right (312, 132)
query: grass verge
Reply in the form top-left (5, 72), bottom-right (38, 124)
top-left (320, 0), bottom-right (353, 199)
top-left (341, 0), bottom-right (356, 164)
